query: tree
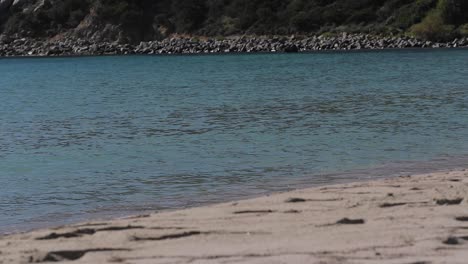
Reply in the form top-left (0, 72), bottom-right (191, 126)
top-left (171, 0), bottom-right (207, 32)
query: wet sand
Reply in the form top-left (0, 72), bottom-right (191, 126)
top-left (1, 169), bottom-right (468, 263)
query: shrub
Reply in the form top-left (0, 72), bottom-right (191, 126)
top-left (0, 0), bottom-right (465, 42)
top-left (290, 11), bottom-right (320, 32)
top-left (458, 24), bottom-right (468, 37)
top-left (171, 0), bottom-right (207, 32)
top-left (410, 9), bottom-right (455, 40)
top-left (438, 0), bottom-right (468, 25)
top-left (391, 0), bottom-right (438, 29)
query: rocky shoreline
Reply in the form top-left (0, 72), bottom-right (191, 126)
top-left (1, 33), bottom-right (468, 57)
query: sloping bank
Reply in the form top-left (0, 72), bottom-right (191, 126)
top-left (1, 169), bottom-right (468, 263)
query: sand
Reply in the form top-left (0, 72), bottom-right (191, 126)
top-left (1, 169), bottom-right (468, 263)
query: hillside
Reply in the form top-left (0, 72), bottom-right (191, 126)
top-left (0, 0), bottom-right (467, 43)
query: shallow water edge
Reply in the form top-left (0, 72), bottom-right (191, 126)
top-left (2, 154), bottom-right (468, 235)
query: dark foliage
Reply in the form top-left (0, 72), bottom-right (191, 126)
top-left (2, 0), bottom-right (90, 37)
top-left (1, 0), bottom-right (467, 42)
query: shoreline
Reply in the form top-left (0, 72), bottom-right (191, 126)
top-left (1, 33), bottom-right (468, 57)
top-left (2, 168), bottom-right (468, 263)
top-left (1, 46), bottom-right (468, 61)
top-left (4, 154), bottom-right (468, 236)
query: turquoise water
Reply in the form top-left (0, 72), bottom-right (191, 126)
top-left (1, 49), bottom-right (468, 233)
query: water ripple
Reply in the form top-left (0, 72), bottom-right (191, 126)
top-left (0, 50), bottom-right (468, 233)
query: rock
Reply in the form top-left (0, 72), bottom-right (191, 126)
top-left (0, 0), bottom-right (13, 13)
top-left (284, 44), bottom-right (299, 53)
top-left (0, 33), bottom-right (465, 57)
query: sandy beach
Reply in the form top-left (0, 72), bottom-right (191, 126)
top-left (1, 169), bottom-right (468, 263)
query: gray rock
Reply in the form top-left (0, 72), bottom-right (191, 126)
top-left (0, 33), bottom-right (466, 57)
top-left (0, 0), bottom-right (13, 13)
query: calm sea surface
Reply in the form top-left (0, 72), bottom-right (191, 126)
top-left (1, 49), bottom-right (468, 233)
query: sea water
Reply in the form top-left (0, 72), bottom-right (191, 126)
top-left (1, 49), bottom-right (468, 233)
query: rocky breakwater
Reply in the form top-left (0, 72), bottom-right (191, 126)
top-left (1, 34), bottom-right (468, 57)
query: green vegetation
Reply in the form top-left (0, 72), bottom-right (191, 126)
top-left (2, 0), bottom-right (90, 37)
top-left (1, 0), bottom-right (467, 42)
top-left (410, 9), bottom-right (454, 41)
top-left (459, 24), bottom-right (468, 37)
top-left (410, 0), bottom-right (468, 41)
